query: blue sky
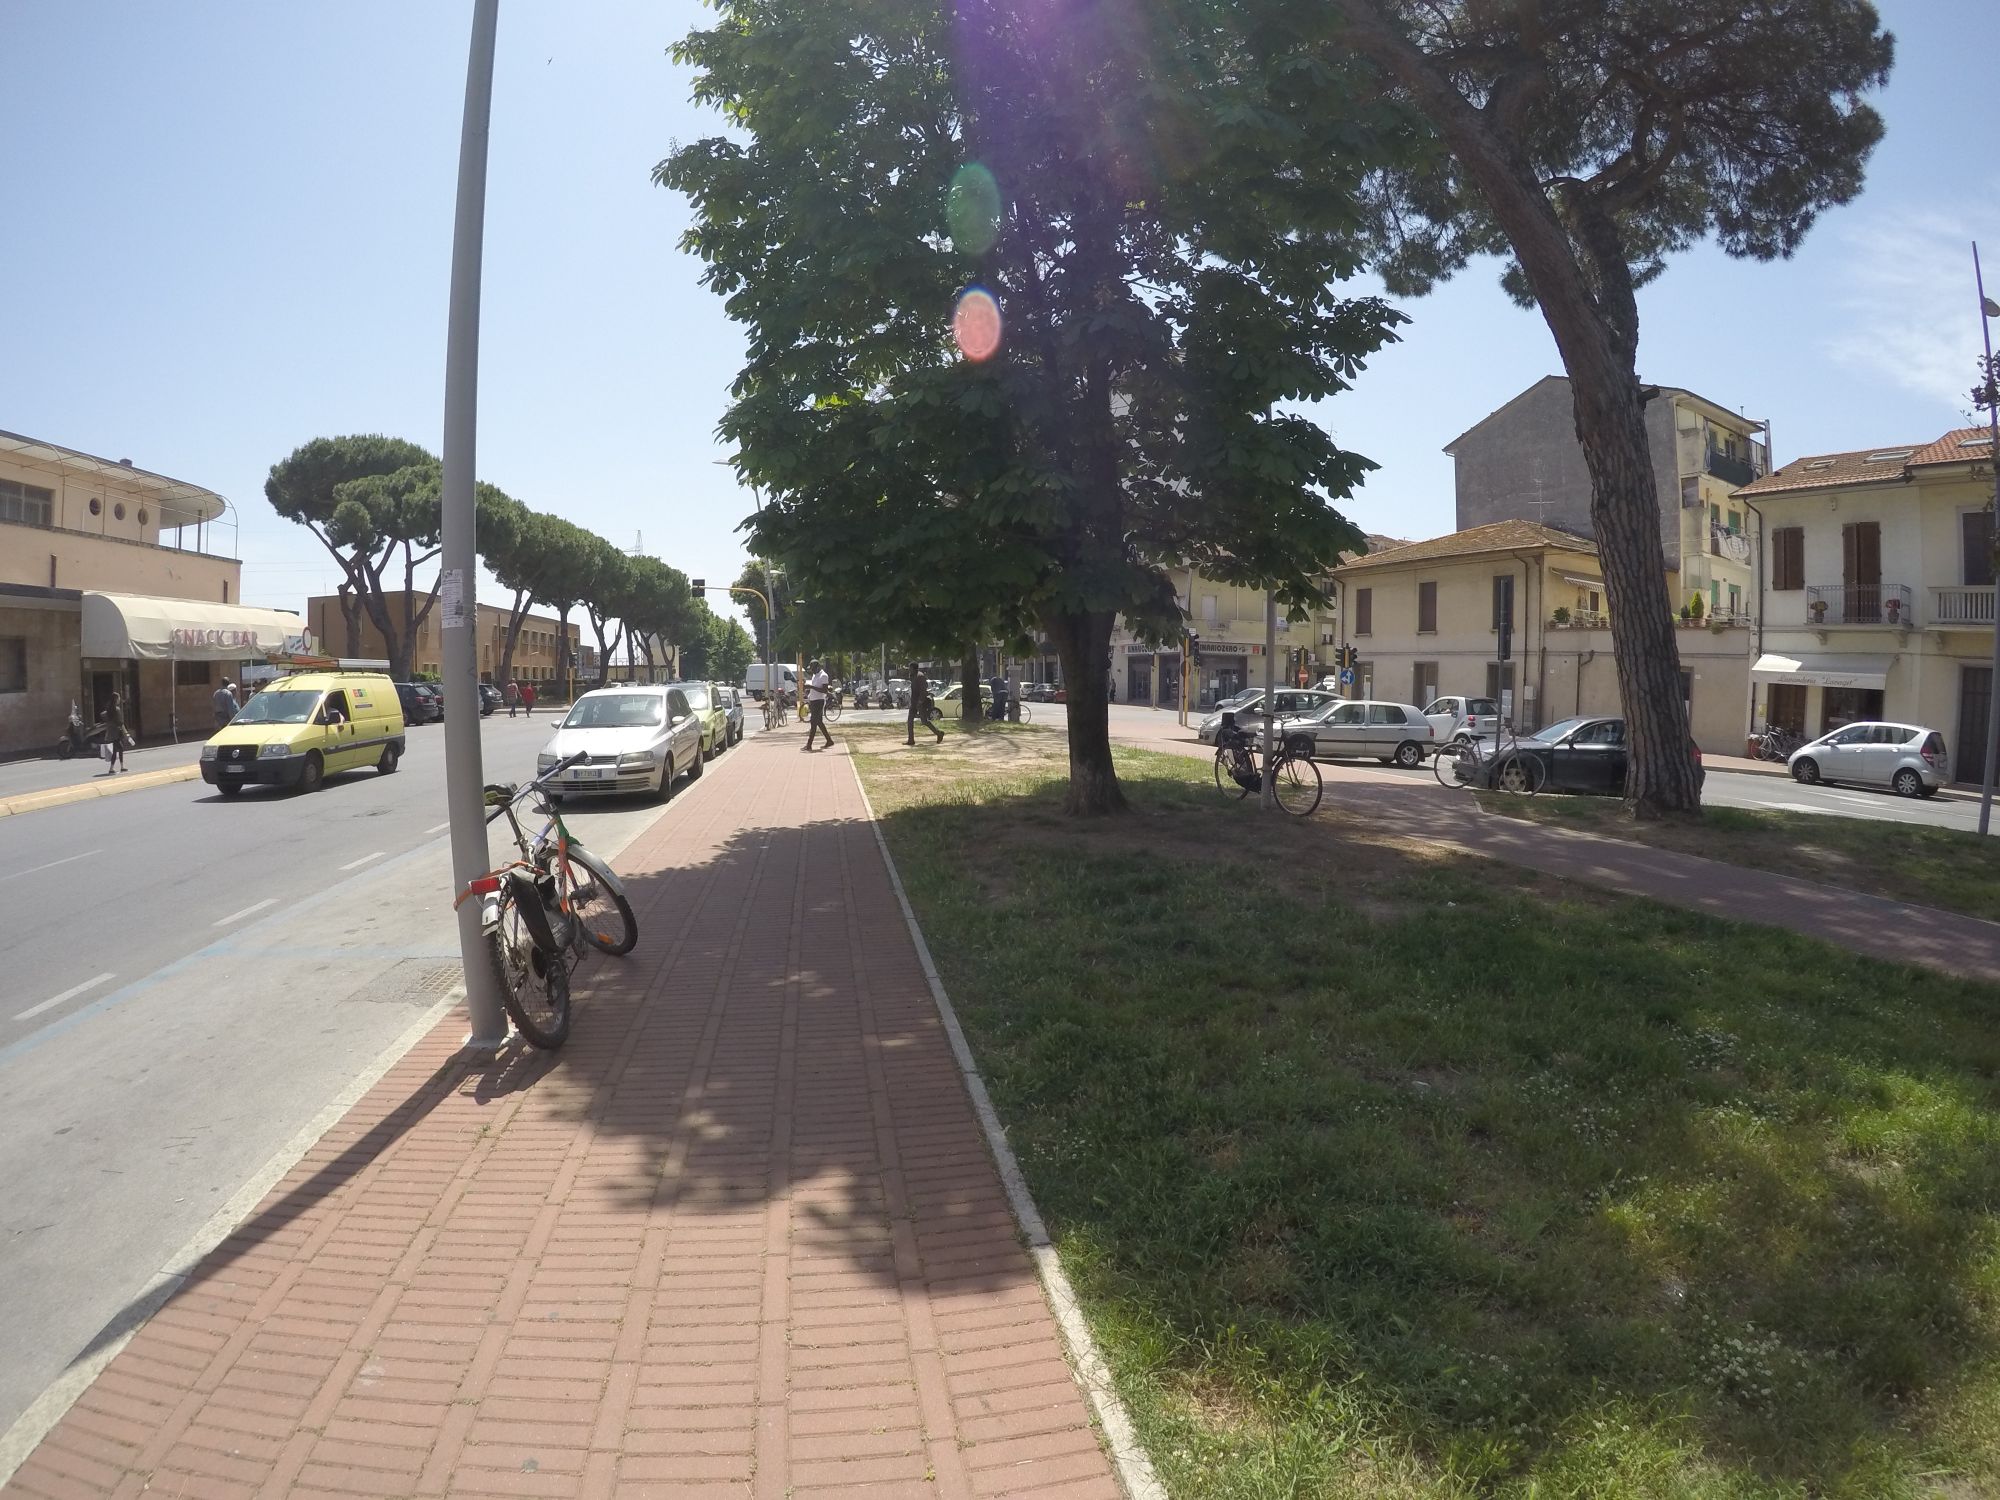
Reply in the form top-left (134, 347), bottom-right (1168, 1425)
top-left (2, 2), bottom-right (1993, 628)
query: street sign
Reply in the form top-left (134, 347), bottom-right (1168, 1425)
top-left (1339, 668), bottom-right (1354, 685)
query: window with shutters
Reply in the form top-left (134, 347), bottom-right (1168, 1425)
top-left (1771, 527), bottom-right (1804, 591)
top-left (1417, 580), bottom-right (1437, 633)
top-left (1963, 510), bottom-right (1994, 588)
top-left (1354, 588), bottom-right (1372, 636)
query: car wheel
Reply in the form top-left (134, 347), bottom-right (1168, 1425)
top-left (1394, 740), bottom-right (1425, 769)
top-left (1893, 767), bottom-right (1924, 798)
top-left (656, 755), bottom-right (674, 800)
top-left (1792, 757), bottom-right (1821, 786)
top-left (378, 745), bottom-right (400, 775)
top-left (297, 752), bottom-right (324, 794)
top-left (689, 742), bottom-right (706, 778)
top-left (216, 780), bottom-right (242, 798)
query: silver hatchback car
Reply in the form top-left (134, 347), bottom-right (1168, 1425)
top-left (1788, 721), bottom-right (1948, 798)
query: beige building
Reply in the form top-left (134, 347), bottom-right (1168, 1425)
top-left (0, 429), bottom-right (303, 756)
top-left (1737, 428), bottom-right (1997, 781)
top-left (1331, 519), bottom-right (1753, 753)
top-left (306, 593), bottom-right (594, 687)
top-left (1112, 543), bottom-right (1401, 711)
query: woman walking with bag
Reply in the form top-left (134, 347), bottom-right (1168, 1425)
top-left (103, 691), bottom-right (129, 774)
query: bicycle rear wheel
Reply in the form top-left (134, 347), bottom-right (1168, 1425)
top-left (489, 891), bottom-right (571, 1048)
top-left (1214, 748), bottom-right (1253, 800)
top-left (1434, 742), bottom-right (1480, 790)
top-left (565, 845), bottom-right (637, 957)
top-left (1017, 703), bottom-right (1032, 723)
top-left (1273, 754), bottom-right (1323, 816)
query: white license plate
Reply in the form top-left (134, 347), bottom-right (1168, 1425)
top-left (570, 766), bottom-right (611, 781)
top-left (222, 765), bottom-right (247, 775)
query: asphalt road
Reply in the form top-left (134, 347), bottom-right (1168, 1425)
top-left (0, 708), bottom-right (741, 1440)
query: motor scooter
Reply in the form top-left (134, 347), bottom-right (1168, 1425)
top-left (54, 701), bottom-right (111, 760)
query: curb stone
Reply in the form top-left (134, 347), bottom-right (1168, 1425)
top-left (0, 763), bottom-right (202, 819)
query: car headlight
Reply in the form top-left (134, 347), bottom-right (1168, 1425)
top-left (258, 742), bottom-right (292, 758)
top-left (537, 753), bottom-right (559, 771)
top-left (618, 751), bottom-right (656, 769)
top-left (200, 743), bottom-right (218, 761)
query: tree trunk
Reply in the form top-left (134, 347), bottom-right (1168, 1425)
top-left (337, 584), bottom-right (362, 658)
top-left (499, 589), bottom-right (529, 688)
top-left (1569, 380), bottom-right (1702, 817)
top-left (959, 649), bottom-right (982, 725)
top-left (1047, 609), bottom-right (1126, 817)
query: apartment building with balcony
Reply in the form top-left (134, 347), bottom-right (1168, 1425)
top-left (1330, 519), bottom-right (1752, 751)
top-left (0, 429), bottom-right (308, 757)
top-left (1446, 375), bottom-right (1769, 622)
top-left (1737, 427), bottom-right (1996, 779)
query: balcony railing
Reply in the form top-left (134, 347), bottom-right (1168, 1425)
top-left (1705, 447), bottom-right (1759, 488)
top-left (1709, 524), bottom-right (1750, 559)
top-left (1805, 583), bottom-right (1913, 627)
top-left (1932, 585), bottom-right (1996, 627)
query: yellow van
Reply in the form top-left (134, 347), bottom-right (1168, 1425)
top-left (200, 671), bottom-right (406, 796)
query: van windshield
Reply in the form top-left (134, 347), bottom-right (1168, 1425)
top-left (231, 690), bottom-right (319, 725)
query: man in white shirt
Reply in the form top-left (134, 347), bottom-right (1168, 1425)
top-left (804, 661), bottom-right (835, 750)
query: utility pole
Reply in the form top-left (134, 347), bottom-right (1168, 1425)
top-left (1975, 241), bottom-right (2000, 836)
top-left (440, 0), bottom-right (505, 1046)
top-left (1260, 590), bottom-right (1277, 809)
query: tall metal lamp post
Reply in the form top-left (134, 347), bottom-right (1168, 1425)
top-left (1973, 242), bottom-right (2000, 836)
top-left (440, 0), bottom-right (507, 1045)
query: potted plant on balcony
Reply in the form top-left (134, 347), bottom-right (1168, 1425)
top-left (1686, 592), bottom-right (1705, 626)
top-left (1885, 595), bottom-right (1903, 626)
top-left (1810, 597), bottom-right (1828, 625)
top-left (1552, 605), bottom-right (1571, 627)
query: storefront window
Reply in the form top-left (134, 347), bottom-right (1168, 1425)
top-left (1820, 687), bottom-right (1883, 734)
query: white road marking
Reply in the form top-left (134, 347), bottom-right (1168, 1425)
top-left (0, 850), bottom-right (101, 884)
top-left (15, 973), bottom-right (115, 1022)
top-left (212, 897), bottom-right (278, 928)
top-left (425, 821), bottom-right (451, 834)
top-left (339, 851), bottom-right (385, 871)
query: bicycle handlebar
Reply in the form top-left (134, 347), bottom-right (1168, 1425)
top-left (483, 751), bottom-right (588, 822)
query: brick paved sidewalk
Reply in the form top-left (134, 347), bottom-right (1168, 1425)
top-left (3, 736), bottom-right (1121, 1499)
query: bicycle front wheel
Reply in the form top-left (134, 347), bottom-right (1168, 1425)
top-left (1272, 754), bottom-right (1323, 816)
top-left (824, 701), bottom-right (842, 723)
top-left (488, 892), bottom-right (571, 1048)
top-left (1017, 703), bottom-right (1032, 723)
top-left (565, 845), bottom-right (637, 957)
top-left (1214, 748), bottom-right (1253, 800)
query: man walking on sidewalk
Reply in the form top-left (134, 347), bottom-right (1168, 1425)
top-left (505, 678), bottom-right (520, 717)
top-left (212, 680), bottom-right (238, 728)
top-left (907, 660), bottom-right (944, 745)
top-left (804, 660), bottom-right (835, 750)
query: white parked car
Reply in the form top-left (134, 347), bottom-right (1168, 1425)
top-left (1788, 721), bottom-right (1948, 798)
top-left (1197, 688), bottom-right (1340, 745)
top-left (537, 685), bottom-right (705, 800)
top-left (1283, 699), bottom-right (1437, 767)
top-left (1422, 695), bottom-right (1503, 744)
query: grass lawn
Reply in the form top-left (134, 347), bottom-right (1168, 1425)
top-left (849, 723), bottom-right (2000, 1499)
top-left (1473, 793), bottom-right (2000, 926)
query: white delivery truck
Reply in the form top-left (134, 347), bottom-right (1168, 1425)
top-left (744, 662), bottom-right (798, 702)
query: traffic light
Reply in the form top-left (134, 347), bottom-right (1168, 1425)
top-left (691, 578), bottom-right (705, 594)
top-left (1497, 615), bottom-right (1512, 663)
top-left (1186, 631), bottom-right (1200, 655)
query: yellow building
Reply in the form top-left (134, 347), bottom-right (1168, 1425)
top-left (1331, 519), bottom-right (1753, 753)
top-left (306, 592), bottom-right (594, 688)
top-left (1112, 545), bottom-right (1400, 711)
top-left (0, 429), bottom-right (306, 755)
top-left (1738, 427), bottom-right (1997, 780)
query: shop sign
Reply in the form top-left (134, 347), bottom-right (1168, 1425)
top-left (173, 627), bottom-right (261, 650)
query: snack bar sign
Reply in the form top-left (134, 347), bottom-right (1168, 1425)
top-left (173, 627), bottom-right (262, 651)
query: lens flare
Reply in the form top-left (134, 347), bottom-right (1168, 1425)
top-left (952, 287), bottom-right (1003, 362)
top-left (947, 163), bottom-right (1003, 257)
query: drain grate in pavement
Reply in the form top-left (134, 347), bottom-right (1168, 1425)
top-left (349, 959), bottom-right (464, 1004)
